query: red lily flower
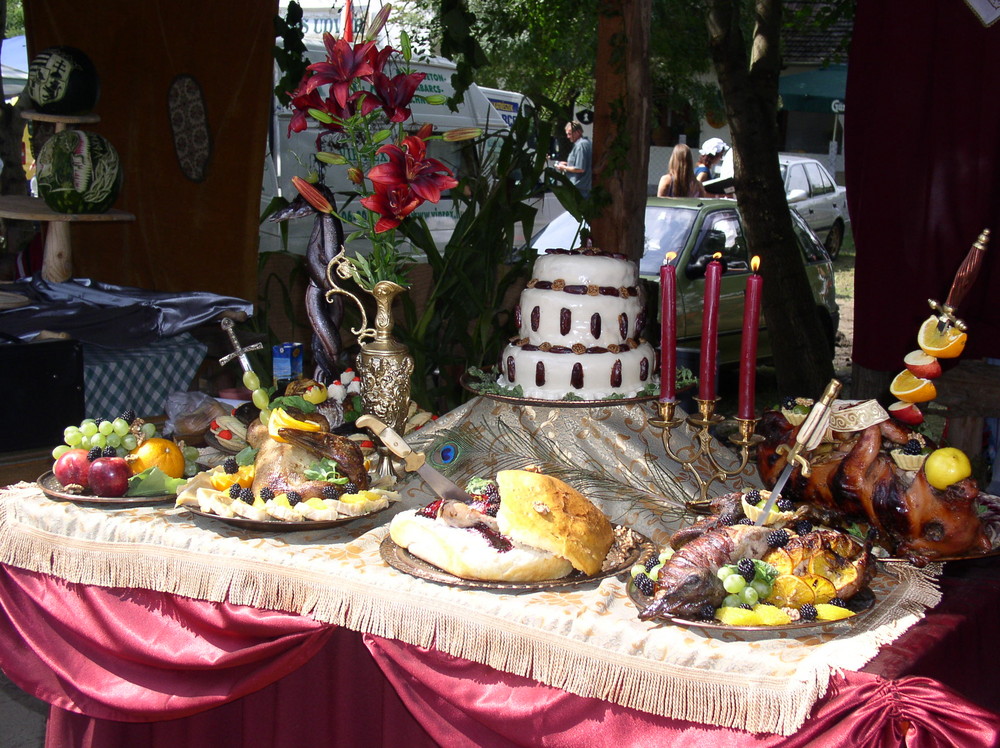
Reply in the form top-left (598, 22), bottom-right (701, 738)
top-left (360, 182), bottom-right (422, 233)
top-left (286, 76), bottom-right (326, 137)
top-left (363, 45), bottom-right (395, 78)
top-left (305, 34), bottom-right (377, 108)
top-left (369, 70), bottom-right (426, 123)
top-left (367, 135), bottom-right (459, 203)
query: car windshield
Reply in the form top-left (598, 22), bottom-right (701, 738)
top-left (530, 205), bottom-right (699, 277)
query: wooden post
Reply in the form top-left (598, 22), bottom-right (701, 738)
top-left (590, 0), bottom-right (652, 262)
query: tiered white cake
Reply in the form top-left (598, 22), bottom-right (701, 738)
top-left (497, 248), bottom-right (657, 400)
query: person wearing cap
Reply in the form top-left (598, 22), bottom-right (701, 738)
top-left (696, 137), bottom-right (729, 184)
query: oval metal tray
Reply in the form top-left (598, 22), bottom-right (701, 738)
top-left (37, 471), bottom-right (175, 506)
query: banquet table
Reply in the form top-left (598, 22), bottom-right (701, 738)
top-left (1, 398), bottom-right (1000, 747)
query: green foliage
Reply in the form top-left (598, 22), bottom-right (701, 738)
top-left (273, 1), bottom-right (308, 107)
top-left (396, 110), bottom-right (553, 412)
top-left (5, 1), bottom-right (23, 36)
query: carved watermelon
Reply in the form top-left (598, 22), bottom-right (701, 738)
top-left (36, 130), bottom-right (122, 214)
top-left (27, 46), bottom-right (100, 115)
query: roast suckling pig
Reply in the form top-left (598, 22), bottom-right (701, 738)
top-left (639, 524), bottom-right (773, 621)
top-left (757, 410), bottom-right (990, 565)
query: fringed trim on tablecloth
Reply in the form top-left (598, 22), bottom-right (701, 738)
top-left (0, 484), bottom-right (943, 736)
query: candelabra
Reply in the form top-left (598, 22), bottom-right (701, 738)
top-left (649, 397), bottom-right (761, 511)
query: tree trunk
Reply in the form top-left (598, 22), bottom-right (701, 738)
top-left (590, 0), bottom-right (652, 262)
top-left (705, 0), bottom-right (834, 396)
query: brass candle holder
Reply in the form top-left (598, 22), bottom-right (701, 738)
top-left (649, 397), bottom-right (761, 511)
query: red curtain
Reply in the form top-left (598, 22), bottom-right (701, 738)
top-left (22, 0), bottom-right (277, 302)
top-left (846, 2), bottom-right (1000, 371)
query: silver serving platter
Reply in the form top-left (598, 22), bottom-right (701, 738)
top-left (380, 524), bottom-right (656, 590)
top-left (184, 504), bottom-right (390, 533)
top-left (37, 471), bottom-right (175, 506)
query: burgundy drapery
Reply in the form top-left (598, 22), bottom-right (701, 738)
top-left (846, 2), bottom-right (1000, 371)
top-left (2, 564), bottom-right (999, 747)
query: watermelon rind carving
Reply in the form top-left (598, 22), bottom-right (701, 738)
top-left (36, 130), bottom-right (122, 214)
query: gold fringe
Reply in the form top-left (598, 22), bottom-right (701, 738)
top-left (0, 485), bottom-right (942, 736)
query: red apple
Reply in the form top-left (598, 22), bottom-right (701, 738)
top-left (53, 449), bottom-right (92, 489)
top-left (903, 349), bottom-right (942, 380)
top-left (888, 400), bottom-right (924, 426)
top-left (88, 457), bottom-right (131, 498)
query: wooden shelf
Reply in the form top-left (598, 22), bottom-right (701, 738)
top-left (22, 110), bottom-right (100, 127)
top-left (0, 195), bottom-right (134, 223)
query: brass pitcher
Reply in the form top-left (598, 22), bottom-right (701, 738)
top-left (355, 280), bottom-right (414, 434)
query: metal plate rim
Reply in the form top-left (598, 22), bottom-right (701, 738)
top-left (183, 504), bottom-right (390, 533)
top-left (37, 471), bottom-right (175, 506)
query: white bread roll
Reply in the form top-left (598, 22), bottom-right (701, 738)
top-left (389, 509), bottom-right (574, 582)
top-left (495, 470), bottom-right (615, 576)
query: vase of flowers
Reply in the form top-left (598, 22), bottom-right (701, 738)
top-left (286, 5), bottom-right (475, 430)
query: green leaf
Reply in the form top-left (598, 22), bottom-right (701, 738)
top-left (303, 457), bottom-right (349, 483)
top-left (269, 395), bottom-right (317, 414)
top-left (753, 559), bottom-right (779, 585)
top-left (127, 467), bottom-right (187, 497)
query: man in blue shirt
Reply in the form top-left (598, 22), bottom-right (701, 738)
top-left (555, 121), bottom-right (592, 198)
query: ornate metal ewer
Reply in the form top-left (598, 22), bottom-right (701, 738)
top-left (324, 248), bottom-right (415, 463)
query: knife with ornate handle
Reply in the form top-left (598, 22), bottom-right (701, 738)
top-left (356, 414), bottom-right (475, 502)
top-left (753, 379), bottom-right (842, 525)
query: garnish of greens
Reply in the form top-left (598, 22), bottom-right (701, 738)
top-left (269, 395), bottom-right (317, 414)
top-left (234, 446), bottom-right (258, 466)
top-left (127, 467), bottom-right (188, 496)
top-left (464, 367), bottom-right (662, 401)
top-left (304, 458), bottom-right (349, 484)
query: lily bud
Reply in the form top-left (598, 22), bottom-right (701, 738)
top-left (291, 176), bottom-right (334, 214)
top-left (347, 167), bottom-right (364, 184)
top-left (316, 152), bottom-right (348, 165)
top-left (308, 107), bottom-right (334, 124)
top-left (443, 127), bottom-right (482, 142)
top-left (366, 5), bottom-right (391, 40)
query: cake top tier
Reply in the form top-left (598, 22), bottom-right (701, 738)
top-left (534, 248), bottom-right (638, 289)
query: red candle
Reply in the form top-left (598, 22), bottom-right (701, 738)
top-left (738, 257), bottom-right (763, 419)
top-left (698, 259), bottom-right (722, 401)
top-left (659, 257), bottom-right (677, 401)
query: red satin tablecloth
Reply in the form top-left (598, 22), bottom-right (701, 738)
top-left (1, 562), bottom-right (999, 748)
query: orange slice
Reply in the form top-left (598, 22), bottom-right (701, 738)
top-left (889, 369), bottom-right (937, 403)
top-left (799, 573), bottom-right (837, 604)
top-left (767, 574), bottom-right (815, 608)
top-left (917, 315), bottom-right (967, 359)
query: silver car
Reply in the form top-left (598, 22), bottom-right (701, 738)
top-left (780, 155), bottom-right (850, 258)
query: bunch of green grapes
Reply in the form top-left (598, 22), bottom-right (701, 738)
top-left (52, 416), bottom-right (157, 460)
top-left (716, 558), bottom-right (777, 608)
top-left (242, 370), bottom-right (273, 426)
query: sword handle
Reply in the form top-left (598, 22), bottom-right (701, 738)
top-left (356, 415), bottom-right (424, 472)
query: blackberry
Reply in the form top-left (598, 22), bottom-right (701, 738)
top-left (718, 512), bottom-right (739, 526)
top-left (737, 518), bottom-right (755, 526)
top-left (228, 483), bottom-right (242, 499)
top-left (736, 557), bottom-right (756, 582)
top-left (483, 482), bottom-right (501, 503)
top-left (781, 396), bottom-right (796, 410)
top-left (739, 603), bottom-right (753, 611)
top-left (902, 439), bottom-right (923, 456)
top-left (118, 409), bottom-right (136, 425)
top-left (799, 603), bottom-right (818, 621)
top-left (343, 481), bottom-right (358, 494)
top-left (240, 487), bottom-right (255, 503)
top-left (102, 446), bottom-right (117, 457)
top-left (87, 447), bottom-right (102, 461)
top-left (829, 597), bottom-right (848, 608)
top-left (321, 485), bottom-right (342, 500)
top-left (633, 572), bottom-right (655, 596)
top-left (286, 491), bottom-right (303, 506)
top-left (794, 519), bottom-right (814, 536)
top-left (745, 488), bottom-right (761, 506)
top-left (644, 555), bottom-right (661, 572)
top-left (259, 487), bottom-right (275, 502)
top-left (222, 457), bottom-right (239, 475)
top-left (699, 603), bottom-right (717, 621)
top-left (767, 529), bottom-right (790, 548)
top-left (776, 499), bottom-right (794, 512)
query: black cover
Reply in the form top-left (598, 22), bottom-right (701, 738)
top-left (0, 277), bottom-right (253, 349)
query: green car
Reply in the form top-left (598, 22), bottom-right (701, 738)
top-left (530, 197), bottom-right (839, 366)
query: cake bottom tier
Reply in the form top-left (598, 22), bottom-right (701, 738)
top-left (498, 343), bottom-right (657, 401)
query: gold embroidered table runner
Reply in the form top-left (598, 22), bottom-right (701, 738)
top-left (0, 398), bottom-right (941, 736)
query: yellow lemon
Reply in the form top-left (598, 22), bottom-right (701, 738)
top-left (924, 447), bottom-right (972, 490)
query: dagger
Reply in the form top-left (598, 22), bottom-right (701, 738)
top-left (753, 379), bottom-right (842, 526)
top-left (356, 415), bottom-right (475, 503)
top-left (932, 228), bottom-right (989, 334)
